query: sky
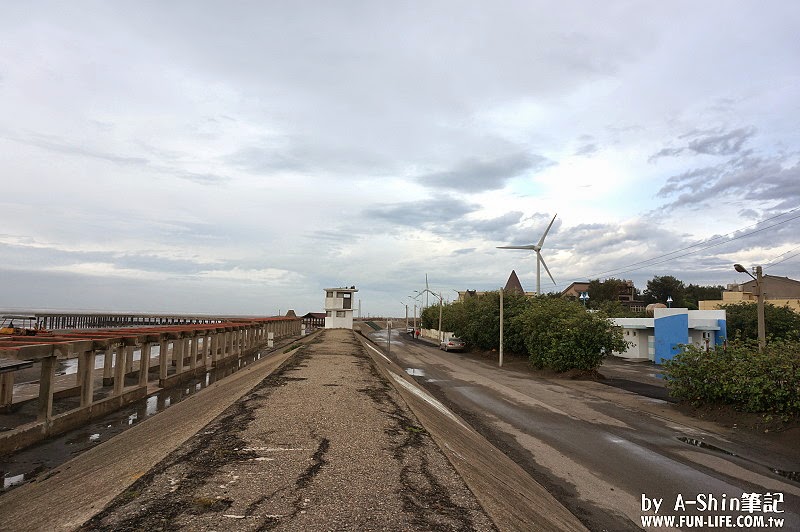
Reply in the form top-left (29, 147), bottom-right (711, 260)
top-left (1, 1), bottom-right (799, 318)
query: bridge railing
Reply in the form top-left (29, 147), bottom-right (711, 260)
top-left (0, 317), bottom-right (301, 454)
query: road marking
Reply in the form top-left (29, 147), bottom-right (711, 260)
top-left (389, 373), bottom-right (467, 430)
top-left (365, 343), bottom-right (392, 363)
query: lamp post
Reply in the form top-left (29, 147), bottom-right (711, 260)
top-left (408, 293), bottom-right (422, 335)
top-left (734, 263), bottom-right (766, 352)
top-left (419, 289), bottom-right (444, 342)
top-left (400, 302), bottom-right (409, 330)
top-left (579, 291), bottom-right (589, 307)
top-left (666, 296), bottom-right (673, 308)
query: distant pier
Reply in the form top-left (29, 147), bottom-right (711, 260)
top-left (5, 311), bottom-right (253, 331)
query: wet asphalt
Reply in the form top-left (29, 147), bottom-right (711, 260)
top-left (372, 328), bottom-right (800, 531)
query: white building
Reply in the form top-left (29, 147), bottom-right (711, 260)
top-left (611, 308), bottom-right (727, 364)
top-left (324, 286), bottom-right (358, 329)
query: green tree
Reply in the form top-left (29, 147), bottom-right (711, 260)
top-left (587, 278), bottom-right (633, 304)
top-left (684, 284), bottom-right (724, 310)
top-left (722, 302), bottom-right (800, 342)
top-left (643, 275), bottom-right (686, 307)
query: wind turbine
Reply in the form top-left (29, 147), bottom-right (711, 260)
top-left (497, 213), bottom-right (558, 295)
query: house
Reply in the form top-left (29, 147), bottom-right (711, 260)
top-left (699, 274), bottom-right (800, 312)
top-left (612, 308), bottom-right (727, 364)
top-left (563, 279), bottom-right (644, 311)
top-left (561, 282), bottom-right (589, 299)
top-left (324, 286), bottom-right (358, 329)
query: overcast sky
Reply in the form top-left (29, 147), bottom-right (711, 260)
top-left (1, 1), bottom-right (799, 317)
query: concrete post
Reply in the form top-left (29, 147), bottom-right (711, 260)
top-left (159, 339), bottom-right (169, 380)
top-left (190, 335), bottom-right (198, 370)
top-left (1, 373), bottom-right (14, 409)
top-left (113, 345), bottom-right (126, 395)
top-left (139, 343), bottom-right (151, 387)
top-left (125, 346), bottom-right (134, 376)
top-left (211, 333), bottom-right (219, 365)
top-left (103, 347), bottom-right (114, 386)
top-left (175, 337), bottom-right (185, 374)
top-left (37, 355), bottom-right (57, 422)
top-left (79, 350), bottom-right (94, 407)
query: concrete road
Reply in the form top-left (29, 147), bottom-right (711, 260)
top-left (369, 329), bottom-right (800, 531)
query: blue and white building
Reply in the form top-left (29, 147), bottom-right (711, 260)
top-left (611, 308), bottom-right (727, 364)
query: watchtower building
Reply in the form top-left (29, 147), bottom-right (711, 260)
top-left (324, 286), bottom-right (358, 329)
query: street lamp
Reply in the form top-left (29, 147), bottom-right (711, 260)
top-left (419, 288), bottom-right (444, 342)
top-left (666, 296), bottom-right (673, 308)
top-left (734, 263), bottom-right (766, 352)
top-left (407, 294), bottom-right (422, 332)
top-left (579, 291), bottom-right (590, 307)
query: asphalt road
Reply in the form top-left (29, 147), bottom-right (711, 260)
top-left (369, 328), bottom-right (800, 531)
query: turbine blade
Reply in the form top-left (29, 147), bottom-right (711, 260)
top-left (538, 253), bottom-right (556, 285)
top-left (536, 213), bottom-right (558, 249)
top-left (496, 245), bottom-right (536, 250)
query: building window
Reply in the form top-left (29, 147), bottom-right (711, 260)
top-left (326, 311), bottom-right (332, 317)
top-left (326, 291), bottom-right (334, 298)
top-left (336, 311), bottom-right (346, 317)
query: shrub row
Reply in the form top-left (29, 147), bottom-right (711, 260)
top-left (663, 340), bottom-right (800, 415)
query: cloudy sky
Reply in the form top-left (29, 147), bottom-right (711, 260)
top-left (1, 1), bottom-right (799, 317)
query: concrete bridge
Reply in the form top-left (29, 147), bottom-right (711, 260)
top-left (0, 316), bottom-right (301, 454)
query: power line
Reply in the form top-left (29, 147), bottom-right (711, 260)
top-left (765, 249), bottom-right (800, 269)
top-left (555, 207), bottom-right (800, 288)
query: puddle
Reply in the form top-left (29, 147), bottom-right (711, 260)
top-left (677, 436), bottom-right (737, 456)
top-left (405, 368), bottom-right (425, 377)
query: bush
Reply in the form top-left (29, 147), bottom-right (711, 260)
top-left (663, 340), bottom-right (800, 416)
top-left (515, 298), bottom-right (628, 372)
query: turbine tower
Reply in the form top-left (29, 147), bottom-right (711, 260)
top-left (497, 213), bottom-right (558, 295)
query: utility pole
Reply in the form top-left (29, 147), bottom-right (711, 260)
top-left (756, 265), bottom-right (766, 352)
top-left (734, 263), bottom-right (767, 353)
top-left (438, 293), bottom-right (443, 343)
top-left (499, 288), bottom-right (504, 367)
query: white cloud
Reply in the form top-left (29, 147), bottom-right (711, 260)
top-left (0, 2), bottom-right (798, 315)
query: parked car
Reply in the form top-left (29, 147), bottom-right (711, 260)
top-left (439, 337), bottom-right (466, 352)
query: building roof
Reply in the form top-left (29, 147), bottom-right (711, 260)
top-left (504, 270), bottom-right (525, 294)
top-left (561, 281), bottom-right (590, 297)
top-left (734, 274), bottom-right (800, 299)
top-left (324, 286), bottom-right (359, 292)
top-left (302, 312), bottom-right (326, 319)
